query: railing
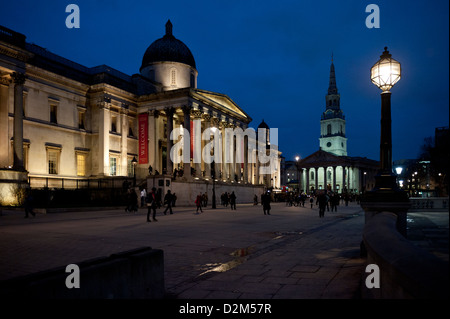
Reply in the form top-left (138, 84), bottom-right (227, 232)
top-left (409, 197), bottom-right (448, 211)
top-left (28, 175), bottom-right (136, 190)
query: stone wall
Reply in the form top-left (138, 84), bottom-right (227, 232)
top-left (0, 247), bottom-right (165, 299)
top-left (361, 212), bottom-right (449, 299)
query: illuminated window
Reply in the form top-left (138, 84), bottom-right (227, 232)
top-left (109, 155), bottom-right (120, 176)
top-left (76, 153), bottom-right (86, 176)
top-left (127, 156), bottom-right (136, 177)
top-left (47, 149), bottom-right (60, 175)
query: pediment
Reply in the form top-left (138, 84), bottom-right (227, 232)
top-left (299, 150), bottom-right (344, 167)
top-left (192, 89), bottom-right (251, 122)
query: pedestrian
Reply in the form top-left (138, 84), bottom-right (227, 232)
top-left (172, 193), bottom-right (177, 207)
top-left (253, 194), bottom-right (258, 205)
top-left (125, 188), bottom-right (137, 213)
top-left (316, 192), bottom-right (328, 218)
top-left (203, 192), bottom-right (208, 207)
top-left (24, 190), bottom-right (36, 218)
top-left (146, 187), bottom-right (158, 222)
top-left (310, 196), bottom-right (314, 208)
top-left (262, 192), bottom-right (271, 215)
top-left (229, 191), bottom-right (236, 210)
top-left (163, 190), bottom-right (173, 215)
top-left (195, 193), bottom-right (203, 214)
top-left (140, 187), bottom-right (147, 208)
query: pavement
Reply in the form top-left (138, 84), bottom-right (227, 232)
top-left (0, 201), bottom-right (448, 300)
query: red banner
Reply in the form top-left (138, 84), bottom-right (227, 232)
top-left (138, 114), bottom-right (148, 164)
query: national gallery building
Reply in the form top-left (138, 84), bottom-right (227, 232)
top-left (0, 22), bottom-right (280, 205)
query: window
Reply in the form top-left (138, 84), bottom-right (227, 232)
top-left (78, 111), bottom-right (86, 129)
top-left (128, 119), bottom-right (134, 137)
top-left (50, 104), bottom-right (57, 124)
top-left (310, 170), bottom-right (315, 180)
top-left (47, 150), bottom-right (59, 174)
top-left (76, 153), bottom-right (86, 176)
top-left (327, 124), bottom-right (332, 135)
top-left (110, 156), bottom-right (117, 176)
top-left (111, 115), bottom-right (117, 133)
top-left (127, 156), bottom-right (136, 177)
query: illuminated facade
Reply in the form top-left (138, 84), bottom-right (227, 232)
top-left (298, 59), bottom-right (379, 194)
top-left (0, 22), bottom-right (281, 204)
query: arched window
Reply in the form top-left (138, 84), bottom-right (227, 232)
top-left (310, 170), bottom-right (315, 180)
top-left (327, 124), bottom-right (332, 135)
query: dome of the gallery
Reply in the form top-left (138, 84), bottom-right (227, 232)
top-left (140, 20), bottom-right (196, 71)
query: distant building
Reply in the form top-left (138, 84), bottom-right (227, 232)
top-left (297, 58), bottom-right (379, 194)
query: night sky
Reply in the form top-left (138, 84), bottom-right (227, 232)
top-left (1, 0), bottom-right (448, 163)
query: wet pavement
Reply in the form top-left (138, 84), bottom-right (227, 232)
top-left (0, 201), bottom-right (448, 299)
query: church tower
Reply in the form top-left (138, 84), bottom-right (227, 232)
top-left (319, 57), bottom-right (347, 156)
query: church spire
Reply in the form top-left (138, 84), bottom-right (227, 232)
top-left (165, 19), bottom-right (173, 37)
top-left (328, 55), bottom-right (338, 95)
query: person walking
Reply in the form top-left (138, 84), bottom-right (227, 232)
top-left (262, 192), bottom-right (271, 215)
top-left (146, 187), bottom-right (158, 222)
top-left (24, 190), bottom-right (36, 218)
top-left (140, 187), bottom-right (147, 208)
top-left (195, 193), bottom-right (203, 214)
top-left (316, 192), bottom-right (328, 218)
top-left (229, 191), bottom-right (236, 210)
top-left (309, 196), bottom-right (314, 208)
top-left (163, 190), bottom-right (173, 215)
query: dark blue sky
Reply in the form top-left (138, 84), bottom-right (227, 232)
top-left (1, 0), bottom-right (448, 162)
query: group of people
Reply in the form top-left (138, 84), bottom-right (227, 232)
top-left (146, 187), bottom-right (176, 222)
top-left (220, 191), bottom-right (237, 210)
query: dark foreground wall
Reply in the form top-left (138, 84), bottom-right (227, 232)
top-left (361, 212), bottom-right (449, 299)
top-left (0, 247), bottom-right (164, 299)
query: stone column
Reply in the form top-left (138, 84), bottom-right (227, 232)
top-left (203, 113), bottom-right (211, 180)
top-left (305, 168), bottom-right (310, 193)
top-left (120, 110), bottom-right (128, 176)
top-left (165, 107), bottom-right (175, 176)
top-left (98, 100), bottom-right (110, 176)
top-left (314, 167), bottom-right (319, 191)
top-left (192, 110), bottom-right (202, 178)
top-left (182, 106), bottom-right (192, 179)
top-left (243, 126), bottom-right (249, 183)
top-left (340, 166), bottom-right (345, 192)
top-left (323, 166), bottom-right (327, 191)
top-left (12, 72), bottom-right (26, 171)
top-left (332, 166), bottom-right (337, 192)
top-left (228, 122), bottom-right (236, 182)
top-left (220, 119), bottom-right (229, 181)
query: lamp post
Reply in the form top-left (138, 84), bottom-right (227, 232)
top-left (211, 160), bottom-right (216, 209)
top-left (361, 47), bottom-right (410, 239)
top-left (132, 156), bottom-right (138, 186)
top-left (370, 47), bottom-right (401, 191)
top-left (295, 156), bottom-right (300, 193)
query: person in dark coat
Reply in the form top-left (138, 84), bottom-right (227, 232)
top-left (24, 191), bottom-right (36, 218)
top-left (163, 190), bottom-right (173, 215)
top-left (195, 193), bottom-right (203, 214)
top-left (146, 187), bottom-right (158, 222)
top-left (229, 191), bottom-right (236, 210)
top-left (316, 192), bottom-right (328, 218)
top-left (262, 192), bottom-right (271, 215)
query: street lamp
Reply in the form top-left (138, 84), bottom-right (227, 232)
top-left (361, 47), bottom-right (409, 239)
top-left (370, 47), bottom-right (401, 191)
top-left (131, 156), bottom-right (138, 186)
top-left (295, 156), bottom-right (300, 193)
